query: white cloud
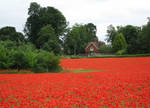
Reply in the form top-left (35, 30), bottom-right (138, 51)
top-left (0, 0), bottom-right (150, 41)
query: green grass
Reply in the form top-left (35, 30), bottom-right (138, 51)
top-left (73, 69), bottom-right (104, 73)
top-left (64, 69), bottom-right (105, 73)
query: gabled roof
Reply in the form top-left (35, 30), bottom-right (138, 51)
top-left (85, 42), bottom-right (99, 50)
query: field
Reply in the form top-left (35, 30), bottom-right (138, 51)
top-left (0, 57), bottom-right (150, 107)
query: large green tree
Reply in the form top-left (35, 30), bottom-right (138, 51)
top-left (24, 2), bottom-right (67, 48)
top-left (137, 19), bottom-right (150, 53)
top-left (86, 23), bottom-right (97, 41)
top-left (0, 26), bottom-right (25, 42)
top-left (105, 24), bottom-right (117, 44)
top-left (112, 33), bottom-right (127, 52)
top-left (106, 25), bottom-right (141, 54)
top-left (64, 23), bottom-right (97, 55)
top-left (37, 25), bottom-right (61, 54)
top-left (117, 25), bottom-right (141, 54)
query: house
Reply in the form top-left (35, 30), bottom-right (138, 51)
top-left (85, 37), bottom-right (100, 56)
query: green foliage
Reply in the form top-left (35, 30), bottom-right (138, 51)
top-left (37, 25), bottom-right (61, 54)
top-left (37, 25), bottom-right (56, 47)
top-left (99, 45), bottom-right (113, 54)
top-left (117, 25), bottom-right (141, 54)
top-left (0, 41), bottom-right (61, 73)
top-left (64, 23), bottom-right (97, 55)
top-left (0, 46), bottom-right (13, 69)
top-left (106, 25), bottom-right (141, 54)
top-left (0, 40), bottom-right (18, 49)
top-left (24, 2), bottom-right (67, 50)
top-left (34, 50), bottom-right (61, 73)
top-left (106, 25), bottom-right (117, 44)
top-left (42, 40), bottom-right (62, 55)
top-left (86, 23), bottom-right (97, 40)
top-left (137, 20), bottom-right (150, 53)
top-left (116, 49), bottom-right (127, 55)
top-left (12, 49), bottom-right (28, 70)
top-left (112, 33), bottom-right (127, 53)
top-left (10, 43), bottom-right (37, 70)
top-left (0, 26), bottom-right (25, 42)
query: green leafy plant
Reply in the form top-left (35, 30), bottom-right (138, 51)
top-left (116, 49), bottom-right (127, 55)
top-left (99, 45), bottom-right (113, 54)
top-left (112, 33), bottom-right (127, 54)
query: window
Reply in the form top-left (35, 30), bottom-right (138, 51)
top-left (90, 47), bottom-right (94, 51)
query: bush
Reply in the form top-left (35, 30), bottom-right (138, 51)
top-left (34, 50), bottom-right (61, 73)
top-left (11, 43), bottom-right (37, 70)
top-left (0, 41), bottom-right (61, 73)
top-left (99, 45), bottom-right (113, 54)
top-left (0, 40), bottom-right (17, 49)
top-left (116, 49), bottom-right (127, 55)
top-left (11, 49), bottom-right (28, 70)
top-left (0, 46), bottom-right (13, 69)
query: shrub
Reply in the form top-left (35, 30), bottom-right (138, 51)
top-left (0, 41), bottom-right (61, 73)
top-left (0, 46), bottom-right (13, 69)
top-left (116, 49), bottom-right (127, 55)
top-left (99, 45), bottom-right (113, 54)
top-left (11, 50), bottom-right (29, 70)
top-left (0, 40), bottom-right (17, 49)
top-left (34, 50), bottom-right (61, 73)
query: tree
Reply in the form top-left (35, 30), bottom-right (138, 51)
top-left (117, 25), bottom-right (141, 53)
top-left (105, 24), bottom-right (117, 44)
top-left (99, 45), bottom-right (113, 54)
top-left (0, 26), bottom-right (25, 42)
top-left (0, 40), bottom-right (18, 50)
top-left (98, 41), bottom-right (105, 46)
top-left (137, 19), bottom-right (150, 53)
top-left (35, 50), bottom-right (61, 73)
top-left (106, 24), bottom-right (141, 54)
top-left (37, 25), bottom-right (61, 54)
top-left (86, 23), bottom-right (97, 41)
top-left (64, 23), bottom-right (97, 55)
top-left (24, 2), bottom-right (67, 48)
top-left (112, 33), bottom-right (127, 52)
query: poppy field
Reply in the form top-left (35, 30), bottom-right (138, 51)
top-left (0, 57), bottom-right (150, 107)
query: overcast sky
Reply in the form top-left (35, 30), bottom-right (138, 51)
top-left (0, 0), bottom-right (150, 41)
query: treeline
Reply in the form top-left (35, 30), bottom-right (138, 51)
top-left (0, 2), bottom-right (98, 55)
top-left (105, 19), bottom-right (150, 54)
top-left (64, 23), bottom-right (98, 55)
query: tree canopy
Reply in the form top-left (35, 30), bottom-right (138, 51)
top-left (0, 26), bottom-right (25, 42)
top-left (106, 24), bottom-right (142, 54)
top-left (117, 25), bottom-right (141, 54)
top-left (112, 33), bottom-right (127, 52)
top-left (64, 23), bottom-right (97, 55)
top-left (105, 24), bottom-right (117, 44)
top-left (24, 2), bottom-right (67, 49)
top-left (137, 20), bottom-right (150, 53)
top-left (37, 25), bottom-right (61, 54)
